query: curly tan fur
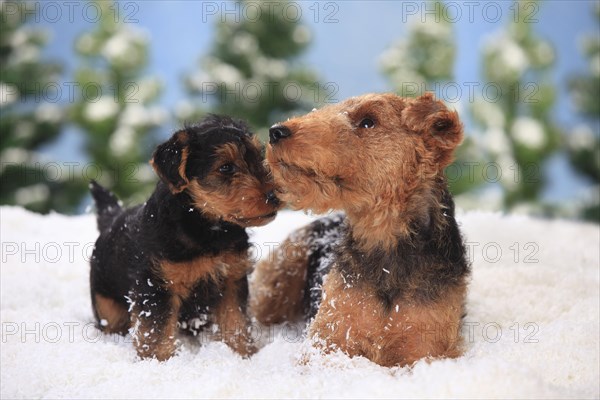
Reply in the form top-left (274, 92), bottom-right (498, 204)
top-left (249, 232), bottom-right (311, 324)
top-left (251, 93), bottom-right (470, 367)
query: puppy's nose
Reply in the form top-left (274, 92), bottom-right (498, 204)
top-left (266, 190), bottom-right (280, 206)
top-left (269, 125), bottom-right (291, 144)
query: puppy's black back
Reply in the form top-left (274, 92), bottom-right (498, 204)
top-left (90, 203), bottom-right (145, 309)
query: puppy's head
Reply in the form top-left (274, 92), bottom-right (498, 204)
top-left (151, 114), bottom-right (280, 227)
top-left (266, 92), bottom-right (463, 214)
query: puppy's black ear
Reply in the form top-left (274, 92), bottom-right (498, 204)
top-left (150, 130), bottom-right (190, 193)
top-left (224, 116), bottom-right (254, 138)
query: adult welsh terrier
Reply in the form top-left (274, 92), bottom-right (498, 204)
top-left (250, 93), bottom-right (470, 367)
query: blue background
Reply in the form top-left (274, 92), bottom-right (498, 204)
top-left (36, 0), bottom-right (599, 202)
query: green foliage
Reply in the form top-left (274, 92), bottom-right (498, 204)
top-left (568, 5), bottom-right (600, 119)
top-left (182, 0), bottom-right (328, 139)
top-left (379, 1), bottom-right (484, 197)
top-left (566, 3), bottom-right (600, 222)
top-left (1, 1), bottom-right (166, 213)
top-left (0, 1), bottom-right (85, 213)
top-left (71, 0), bottom-right (166, 205)
top-left (381, 0), bottom-right (568, 216)
top-left (472, 0), bottom-right (561, 210)
top-left (1, 0), bottom-right (596, 221)
top-left (380, 1), bottom-right (454, 92)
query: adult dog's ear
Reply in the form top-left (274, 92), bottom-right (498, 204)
top-left (402, 92), bottom-right (464, 168)
top-left (150, 130), bottom-right (190, 193)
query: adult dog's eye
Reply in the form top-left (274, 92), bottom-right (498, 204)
top-left (219, 163), bottom-right (235, 174)
top-left (360, 118), bottom-right (375, 128)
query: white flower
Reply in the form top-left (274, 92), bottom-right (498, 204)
top-left (0, 82), bottom-right (19, 106)
top-left (175, 100), bottom-right (195, 120)
top-left (253, 57), bottom-right (287, 80)
top-left (472, 100), bottom-right (505, 128)
top-left (76, 33), bottom-right (96, 54)
top-left (485, 33), bottom-right (529, 78)
top-left (379, 44), bottom-right (402, 71)
top-left (101, 29), bottom-right (147, 65)
top-left (136, 164), bottom-right (156, 182)
top-left (135, 79), bottom-right (161, 103)
top-left (15, 183), bottom-right (50, 205)
top-left (210, 63), bottom-right (243, 86)
top-left (109, 126), bottom-right (136, 156)
top-left (292, 26), bottom-right (311, 44)
top-left (532, 41), bottom-right (555, 66)
top-left (511, 117), bottom-right (546, 149)
top-left (15, 121), bottom-right (34, 140)
top-left (484, 127), bottom-right (511, 155)
top-left (84, 97), bottom-right (119, 122)
top-left (10, 44), bottom-right (40, 64)
top-left (569, 124), bottom-right (596, 150)
top-left (231, 33), bottom-right (258, 55)
top-left (412, 18), bottom-right (451, 38)
top-left (120, 104), bottom-right (147, 127)
top-left (0, 148), bottom-right (29, 165)
top-left (103, 33), bottom-right (131, 61)
top-left (34, 103), bottom-right (62, 124)
top-left (589, 53), bottom-right (600, 77)
top-left (146, 105), bottom-right (168, 126)
top-left (497, 154), bottom-right (518, 190)
top-left (119, 104), bottom-right (167, 128)
top-left (9, 29), bottom-right (28, 48)
top-left (499, 39), bottom-right (528, 74)
top-left (188, 70), bottom-right (211, 92)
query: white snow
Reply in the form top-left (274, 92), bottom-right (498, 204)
top-left (1, 206), bottom-right (599, 399)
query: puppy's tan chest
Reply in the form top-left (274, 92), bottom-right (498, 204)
top-left (158, 252), bottom-right (249, 299)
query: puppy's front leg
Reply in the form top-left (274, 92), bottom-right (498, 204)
top-left (130, 281), bottom-right (180, 361)
top-left (213, 277), bottom-right (257, 357)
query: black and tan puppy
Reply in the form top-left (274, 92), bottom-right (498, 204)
top-left (89, 115), bottom-right (279, 361)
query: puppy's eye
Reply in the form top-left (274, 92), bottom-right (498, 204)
top-left (219, 163), bottom-right (235, 174)
top-left (360, 118), bottom-right (375, 128)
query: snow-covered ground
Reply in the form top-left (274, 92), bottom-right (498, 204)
top-left (1, 206), bottom-right (599, 399)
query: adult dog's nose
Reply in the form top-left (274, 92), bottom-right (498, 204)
top-left (269, 125), bottom-right (292, 144)
top-left (266, 190), bottom-right (280, 206)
